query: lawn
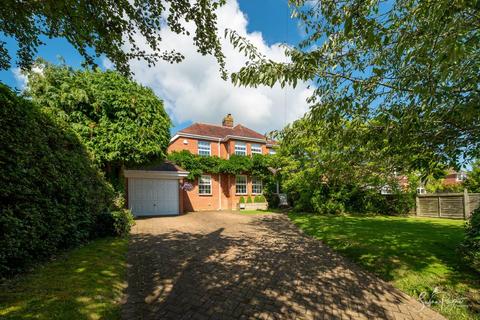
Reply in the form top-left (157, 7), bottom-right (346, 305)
top-left (0, 237), bottom-right (128, 320)
top-left (289, 213), bottom-right (480, 320)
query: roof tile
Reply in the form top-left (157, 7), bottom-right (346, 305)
top-left (177, 123), bottom-right (267, 141)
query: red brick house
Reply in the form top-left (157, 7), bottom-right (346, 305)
top-left (442, 169), bottom-right (467, 187)
top-left (168, 114), bottom-right (276, 212)
top-left (124, 114), bottom-right (276, 216)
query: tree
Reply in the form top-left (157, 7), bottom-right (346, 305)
top-left (274, 114), bottom-right (415, 214)
top-left (228, 0), bottom-right (480, 172)
top-left (26, 63), bottom-right (171, 185)
top-left (465, 161), bottom-right (480, 193)
top-left (1, 0), bottom-right (226, 77)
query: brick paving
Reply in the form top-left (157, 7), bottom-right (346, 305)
top-left (121, 211), bottom-right (445, 320)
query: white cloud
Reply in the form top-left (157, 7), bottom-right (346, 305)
top-left (13, 66), bottom-right (44, 90)
top-left (12, 68), bottom-right (28, 89)
top-left (126, 0), bottom-right (312, 134)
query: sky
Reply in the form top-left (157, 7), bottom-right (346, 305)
top-left (0, 0), bottom-right (310, 135)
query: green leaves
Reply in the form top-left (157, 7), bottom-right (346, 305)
top-left (229, 0), bottom-right (480, 170)
top-left (27, 63), bottom-right (172, 187)
top-left (0, 84), bottom-right (113, 276)
top-left (1, 0), bottom-right (227, 77)
top-left (167, 151), bottom-right (273, 181)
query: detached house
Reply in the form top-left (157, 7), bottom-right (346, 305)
top-left (124, 114), bottom-right (277, 216)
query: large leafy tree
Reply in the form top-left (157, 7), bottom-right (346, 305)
top-left (26, 63), bottom-right (171, 183)
top-left (0, 0), bottom-right (226, 76)
top-left (229, 0), bottom-right (480, 172)
top-left (274, 114), bottom-right (417, 213)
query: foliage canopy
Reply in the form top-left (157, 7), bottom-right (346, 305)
top-left (1, 0), bottom-right (226, 77)
top-left (27, 63), bottom-right (171, 184)
top-left (229, 0), bottom-right (480, 171)
top-left (274, 116), bottom-right (415, 214)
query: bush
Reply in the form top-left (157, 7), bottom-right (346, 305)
top-left (264, 191), bottom-right (280, 208)
top-left (0, 85), bottom-right (113, 276)
top-left (239, 196), bottom-right (245, 204)
top-left (96, 209), bottom-right (135, 237)
top-left (254, 195), bottom-right (266, 203)
top-left (246, 196), bottom-right (253, 203)
top-left (460, 208), bottom-right (480, 272)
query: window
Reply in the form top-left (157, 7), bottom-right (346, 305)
top-left (198, 141), bottom-right (211, 156)
top-left (417, 187), bottom-right (426, 194)
top-left (251, 144), bottom-right (262, 155)
top-left (199, 175), bottom-right (212, 195)
top-left (456, 173), bottom-right (467, 182)
top-left (269, 149), bottom-right (276, 155)
top-left (252, 177), bottom-right (263, 194)
top-left (235, 142), bottom-right (247, 156)
top-left (235, 175), bottom-right (247, 194)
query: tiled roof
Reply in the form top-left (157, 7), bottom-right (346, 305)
top-left (177, 123), bottom-right (267, 141)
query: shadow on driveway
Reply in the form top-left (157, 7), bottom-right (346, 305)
top-left (121, 212), bottom-right (444, 320)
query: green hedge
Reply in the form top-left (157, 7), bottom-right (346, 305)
top-left (0, 85), bottom-right (113, 276)
top-left (460, 207), bottom-right (480, 272)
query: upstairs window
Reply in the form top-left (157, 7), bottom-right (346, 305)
top-left (234, 142), bottom-right (247, 156)
top-left (251, 144), bottom-right (262, 155)
top-left (269, 149), bottom-right (277, 155)
top-left (235, 175), bottom-right (247, 194)
top-left (198, 141), bottom-right (211, 156)
top-left (252, 177), bottom-right (263, 194)
top-left (199, 175), bottom-right (212, 195)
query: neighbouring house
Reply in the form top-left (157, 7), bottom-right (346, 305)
top-left (124, 114), bottom-right (277, 216)
top-left (442, 169), bottom-right (467, 187)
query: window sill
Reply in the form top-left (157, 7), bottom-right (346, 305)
top-left (199, 193), bottom-right (212, 196)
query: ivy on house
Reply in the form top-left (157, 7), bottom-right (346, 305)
top-left (167, 150), bottom-right (273, 181)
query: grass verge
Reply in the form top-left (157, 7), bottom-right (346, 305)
top-left (289, 213), bottom-right (480, 320)
top-left (0, 237), bottom-right (128, 320)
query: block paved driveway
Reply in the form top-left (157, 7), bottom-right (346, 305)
top-left (122, 211), bottom-right (444, 320)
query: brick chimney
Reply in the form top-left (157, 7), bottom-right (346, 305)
top-left (222, 113), bottom-right (234, 127)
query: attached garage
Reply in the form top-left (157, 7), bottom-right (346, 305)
top-left (124, 162), bottom-right (188, 217)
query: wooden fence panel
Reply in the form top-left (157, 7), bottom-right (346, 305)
top-left (416, 192), bottom-right (480, 219)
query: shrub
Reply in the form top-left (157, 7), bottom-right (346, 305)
top-left (254, 195), bottom-right (266, 203)
top-left (239, 196), bottom-right (245, 204)
top-left (96, 209), bottom-right (135, 237)
top-left (0, 85), bottom-right (113, 276)
top-left (246, 196), bottom-right (253, 203)
top-left (264, 191), bottom-right (280, 208)
top-left (460, 207), bottom-right (480, 272)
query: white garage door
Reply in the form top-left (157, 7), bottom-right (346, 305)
top-left (128, 178), bottom-right (179, 216)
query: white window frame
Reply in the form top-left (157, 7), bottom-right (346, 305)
top-left (251, 177), bottom-right (263, 194)
top-left (198, 175), bottom-right (212, 195)
top-left (417, 187), bottom-right (426, 194)
top-left (269, 149), bottom-right (276, 155)
top-left (234, 141), bottom-right (247, 156)
top-left (251, 143), bottom-right (262, 155)
top-left (456, 173), bottom-right (467, 182)
top-left (235, 175), bottom-right (247, 195)
top-left (198, 141), bottom-right (211, 156)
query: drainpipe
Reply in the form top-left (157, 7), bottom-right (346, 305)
top-left (218, 138), bottom-right (222, 210)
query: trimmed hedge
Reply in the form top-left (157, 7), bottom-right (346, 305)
top-left (0, 85), bottom-right (113, 276)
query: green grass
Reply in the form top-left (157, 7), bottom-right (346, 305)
top-left (238, 209), bottom-right (286, 215)
top-left (0, 237), bottom-right (128, 320)
top-left (289, 213), bottom-right (480, 320)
